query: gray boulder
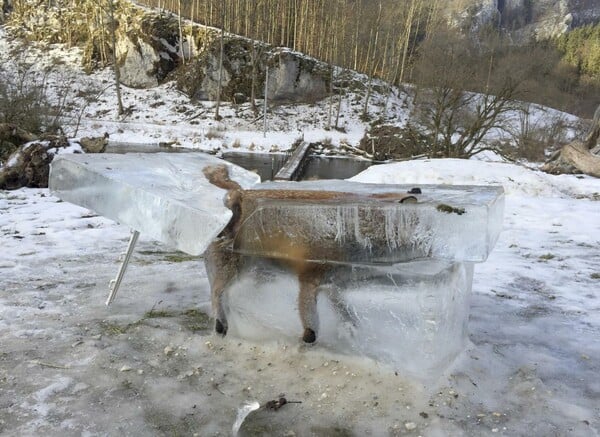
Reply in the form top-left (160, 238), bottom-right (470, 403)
top-left (267, 49), bottom-right (330, 103)
top-left (79, 134), bottom-right (108, 154)
top-left (116, 35), bottom-right (161, 88)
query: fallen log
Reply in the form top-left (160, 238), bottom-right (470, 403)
top-left (542, 141), bottom-right (600, 177)
top-left (542, 104), bottom-right (600, 178)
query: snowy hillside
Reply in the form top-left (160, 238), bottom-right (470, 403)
top-left (0, 26), bottom-right (584, 158)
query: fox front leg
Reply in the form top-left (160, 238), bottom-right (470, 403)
top-left (205, 240), bottom-right (240, 336)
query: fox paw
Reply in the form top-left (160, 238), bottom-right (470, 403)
top-left (302, 328), bottom-right (317, 344)
top-left (215, 319), bottom-right (228, 336)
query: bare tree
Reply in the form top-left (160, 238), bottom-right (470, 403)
top-left (361, 0), bottom-right (383, 120)
top-left (178, 0), bottom-right (186, 64)
top-left (107, 0), bottom-right (125, 115)
top-left (410, 28), bottom-right (519, 158)
top-left (89, 0), bottom-right (125, 115)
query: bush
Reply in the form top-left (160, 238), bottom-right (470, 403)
top-left (502, 106), bottom-right (572, 162)
top-left (0, 62), bottom-right (51, 134)
top-left (0, 41), bottom-right (95, 137)
top-left (359, 124), bottom-right (430, 161)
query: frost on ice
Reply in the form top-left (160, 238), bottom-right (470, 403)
top-left (48, 153), bottom-right (504, 380)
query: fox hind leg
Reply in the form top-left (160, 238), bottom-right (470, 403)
top-left (212, 281), bottom-right (228, 335)
top-left (298, 264), bottom-right (329, 343)
top-left (329, 285), bottom-right (358, 333)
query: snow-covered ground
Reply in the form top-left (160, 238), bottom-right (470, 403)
top-left (1, 159), bottom-right (599, 436)
top-left (1, 22), bottom-right (600, 437)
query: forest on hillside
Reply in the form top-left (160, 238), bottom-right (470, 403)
top-left (136, 0), bottom-right (599, 117)
top-left (3, 0), bottom-right (599, 117)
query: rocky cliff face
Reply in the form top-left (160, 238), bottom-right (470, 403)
top-left (446, 0), bottom-right (600, 41)
top-left (5, 1), bottom-right (331, 104)
top-left (113, 6), bottom-right (330, 102)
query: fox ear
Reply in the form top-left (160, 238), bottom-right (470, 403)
top-left (203, 164), bottom-right (228, 184)
top-left (399, 196), bottom-right (417, 204)
top-left (203, 164), bottom-right (242, 191)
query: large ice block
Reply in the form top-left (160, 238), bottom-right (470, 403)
top-left (224, 257), bottom-right (474, 379)
top-left (49, 153), bottom-right (260, 255)
top-left (49, 153), bottom-right (504, 381)
top-left (233, 180), bottom-right (504, 264)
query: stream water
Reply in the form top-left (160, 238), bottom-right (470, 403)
top-left (105, 144), bottom-right (375, 180)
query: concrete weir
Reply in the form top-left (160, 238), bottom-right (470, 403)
top-left (274, 141), bottom-right (313, 181)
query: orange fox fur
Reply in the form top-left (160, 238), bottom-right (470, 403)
top-left (203, 164), bottom-right (416, 343)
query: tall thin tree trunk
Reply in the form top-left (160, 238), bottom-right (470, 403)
top-left (108, 0), bottom-right (124, 115)
top-left (214, 1), bottom-right (224, 120)
top-left (362, 0), bottom-right (382, 120)
top-left (250, 43), bottom-right (258, 114)
top-left (178, 0), bottom-right (185, 64)
top-left (327, 66), bottom-right (334, 130)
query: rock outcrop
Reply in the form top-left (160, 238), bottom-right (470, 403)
top-left (445, 0), bottom-right (600, 41)
top-left (174, 34), bottom-right (330, 103)
top-left (267, 49), bottom-right (329, 103)
top-left (115, 11), bottom-right (182, 88)
top-left (128, 15), bottom-right (330, 103)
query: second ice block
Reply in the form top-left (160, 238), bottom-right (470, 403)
top-left (224, 258), bottom-right (475, 380)
top-left (49, 153), bottom-right (260, 255)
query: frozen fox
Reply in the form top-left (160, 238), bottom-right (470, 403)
top-left (203, 164), bottom-right (416, 343)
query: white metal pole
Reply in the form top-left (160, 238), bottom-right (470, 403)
top-left (106, 229), bottom-right (139, 305)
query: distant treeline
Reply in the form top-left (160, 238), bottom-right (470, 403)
top-left (555, 23), bottom-right (600, 80)
top-left (6, 0), bottom-right (599, 116)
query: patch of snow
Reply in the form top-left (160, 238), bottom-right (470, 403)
top-left (352, 158), bottom-right (600, 198)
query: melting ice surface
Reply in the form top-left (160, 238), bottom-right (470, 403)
top-left (235, 180), bottom-right (504, 264)
top-left (49, 153), bottom-right (260, 255)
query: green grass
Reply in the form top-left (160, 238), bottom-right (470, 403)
top-left (101, 307), bottom-right (210, 335)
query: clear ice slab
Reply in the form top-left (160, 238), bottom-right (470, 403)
top-left (224, 258), bottom-right (475, 380)
top-left (49, 153), bottom-right (260, 255)
top-left (50, 155), bottom-right (503, 264)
